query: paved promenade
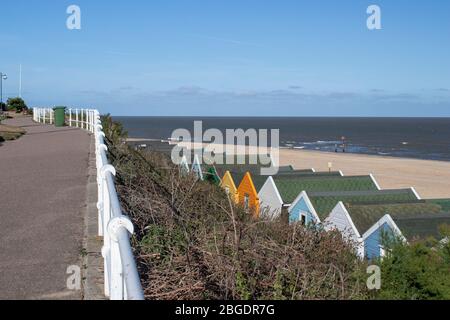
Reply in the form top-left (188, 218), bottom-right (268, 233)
top-left (0, 116), bottom-right (91, 299)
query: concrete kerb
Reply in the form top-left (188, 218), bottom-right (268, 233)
top-left (82, 135), bottom-right (106, 300)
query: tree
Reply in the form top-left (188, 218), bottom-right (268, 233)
top-left (6, 97), bottom-right (28, 113)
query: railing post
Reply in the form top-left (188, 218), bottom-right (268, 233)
top-left (101, 165), bottom-right (116, 298)
top-left (109, 226), bottom-right (124, 300)
top-left (91, 111), bottom-right (95, 133)
top-left (96, 143), bottom-right (107, 237)
top-left (90, 111), bottom-right (92, 132)
top-left (101, 176), bottom-right (111, 298)
top-left (107, 217), bottom-right (134, 300)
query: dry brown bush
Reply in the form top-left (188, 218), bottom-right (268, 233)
top-left (107, 141), bottom-right (369, 300)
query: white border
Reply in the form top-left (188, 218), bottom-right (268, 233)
top-left (362, 214), bottom-right (407, 243)
top-left (337, 201), bottom-right (362, 239)
top-left (370, 173), bottom-right (381, 190)
top-left (410, 187), bottom-right (422, 200)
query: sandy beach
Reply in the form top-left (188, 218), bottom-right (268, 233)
top-left (279, 149), bottom-right (450, 199)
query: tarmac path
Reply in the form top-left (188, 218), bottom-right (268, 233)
top-left (0, 116), bottom-right (90, 300)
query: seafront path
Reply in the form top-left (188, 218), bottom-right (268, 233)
top-left (0, 116), bottom-right (91, 299)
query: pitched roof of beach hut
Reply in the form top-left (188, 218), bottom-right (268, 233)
top-left (236, 172), bottom-right (260, 217)
top-left (308, 189), bottom-right (420, 220)
top-left (426, 199), bottom-right (450, 212)
top-left (346, 202), bottom-right (445, 237)
top-left (392, 213), bottom-right (450, 241)
top-left (212, 164), bottom-right (295, 178)
top-left (276, 171), bottom-right (342, 177)
top-left (220, 171), bottom-right (239, 203)
top-left (262, 175), bottom-right (379, 205)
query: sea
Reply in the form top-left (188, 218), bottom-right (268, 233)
top-left (114, 117), bottom-right (450, 162)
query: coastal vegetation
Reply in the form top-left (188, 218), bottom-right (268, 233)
top-left (6, 97), bottom-right (28, 113)
top-left (101, 115), bottom-right (450, 300)
top-left (375, 233), bottom-right (450, 300)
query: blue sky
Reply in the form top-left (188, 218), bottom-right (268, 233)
top-left (1, 0), bottom-right (449, 116)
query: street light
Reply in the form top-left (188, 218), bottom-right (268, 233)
top-left (0, 72), bottom-right (7, 110)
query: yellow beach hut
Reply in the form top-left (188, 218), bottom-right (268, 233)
top-left (237, 172), bottom-right (261, 218)
top-left (220, 171), bottom-right (239, 203)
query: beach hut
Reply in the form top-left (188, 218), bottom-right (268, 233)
top-left (220, 171), bottom-right (239, 203)
top-left (232, 170), bottom-right (305, 218)
top-left (204, 167), bottom-right (222, 185)
top-left (206, 163), bottom-right (297, 184)
top-left (258, 175), bottom-right (380, 220)
top-left (237, 172), bottom-right (261, 217)
top-left (289, 188), bottom-right (420, 226)
top-left (325, 201), bottom-right (446, 258)
top-left (192, 154), bottom-right (204, 181)
top-left (363, 212), bottom-right (450, 260)
top-left (203, 163), bottom-right (293, 196)
top-left (179, 155), bottom-right (190, 175)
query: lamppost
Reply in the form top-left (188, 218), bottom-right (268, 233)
top-left (0, 72), bottom-right (7, 111)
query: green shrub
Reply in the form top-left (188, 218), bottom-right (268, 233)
top-left (6, 97), bottom-right (28, 113)
top-left (376, 238), bottom-right (450, 300)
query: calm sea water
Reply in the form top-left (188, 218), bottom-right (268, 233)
top-left (115, 117), bottom-right (450, 162)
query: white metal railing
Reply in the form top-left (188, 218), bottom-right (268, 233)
top-left (68, 108), bottom-right (97, 132)
top-left (33, 108), bottom-right (144, 300)
top-left (33, 108), bottom-right (55, 124)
